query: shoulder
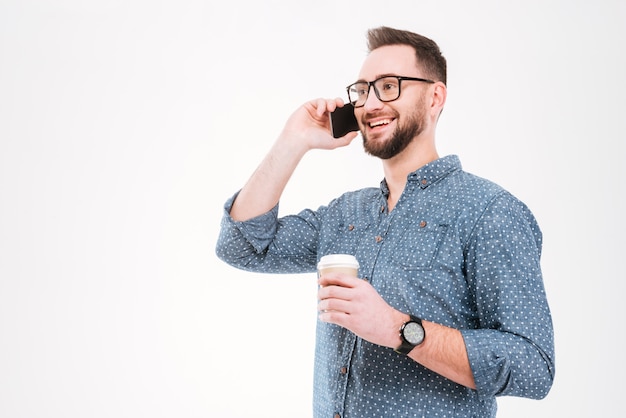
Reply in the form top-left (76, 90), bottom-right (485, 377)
top-left (444, 169), bottom-right (536, 218)
top-left (446, 169), bottom-right (507, 200)
top-left (440, 169), bottom-right (542, 248)
top-left (326, 187), bottom-right (381, 208)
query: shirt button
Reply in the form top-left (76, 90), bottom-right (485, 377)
top-left (419, 220), bottom-right (427, 228)
top-left (348, 224), bottom-right (354, 231)
top-left (375, 235), bottom-right (383, 243)
top-left (340, 366), bottom-right (348, 374)
top-left (334, 414), bottom-right (341, 418)
top-left (421, 178), bottom-right (428, 186)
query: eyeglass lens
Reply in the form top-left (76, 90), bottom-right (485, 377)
top-left (348, 77), bottom-right (402, 107)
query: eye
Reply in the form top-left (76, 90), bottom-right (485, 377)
top-left (381, 81), bottom-right (399, 91)
top-left (353, 85), bottom-right (368, 97)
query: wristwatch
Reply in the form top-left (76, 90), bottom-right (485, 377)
top-left (395, 314), bottom-right (425, 355)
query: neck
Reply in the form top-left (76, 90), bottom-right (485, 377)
top-left (382, 139), bottom-right (439, 211)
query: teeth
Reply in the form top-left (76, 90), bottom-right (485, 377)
top-left (370, 119), bottom-right (392, 128)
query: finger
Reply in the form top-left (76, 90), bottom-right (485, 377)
top-left (318, 308), bottom-right (351, 325)
top-left (333, 97), bottom-right (346, 108)
top-left (303, 98), bottom-right (327, 119)
top-left (318, 283), bottom-right (353, 303)
top-left (318, 297), bottom-right (352, 314)
top-left (315, 98), bottom-right (329, 117)
top-left (318, 97), bottom-right (345, 116)
top-left (318, 273), bottom-right (358, 288)
top-left (326, 97), bottom-right (343, 113)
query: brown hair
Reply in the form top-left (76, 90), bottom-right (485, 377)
top-left (367, 26), bottom-right (447, 85)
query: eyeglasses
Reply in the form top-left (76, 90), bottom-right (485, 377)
top-left (346, 76), bottom-right (435, 108)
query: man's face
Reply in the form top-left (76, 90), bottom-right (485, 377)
top-left (355, 45), bottom-right (430, 160)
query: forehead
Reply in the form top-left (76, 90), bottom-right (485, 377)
top-left (358, 44), bottom-right (419, 80)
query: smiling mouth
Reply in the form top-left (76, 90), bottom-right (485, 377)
top-left (368, 118), bottom-right (394, 128)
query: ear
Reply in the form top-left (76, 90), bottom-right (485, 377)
top-left (430, 82), bottom-right (447, 118)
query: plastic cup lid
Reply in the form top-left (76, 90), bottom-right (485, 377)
top-left (317, 254), bottom-right (359, 269)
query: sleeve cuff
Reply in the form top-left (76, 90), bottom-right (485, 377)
top-left (222, 192), bottom-right (280, 253)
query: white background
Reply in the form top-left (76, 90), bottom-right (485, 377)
top-left (1, 1), bottom-right (624, 417)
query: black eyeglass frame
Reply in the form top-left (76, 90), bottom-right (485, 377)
top-left (346, 76), bottom-right (435, 108)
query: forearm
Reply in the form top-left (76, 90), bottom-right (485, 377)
top-left (230, 134), bottom-right (307, 221)
top-left (317, 276), bottom-right (477, 389)
top-left (230, 98), bottom-right (356, 221)
top-left (407, 320), bottom-right (476, 389)
top-left (395, 315), bottom-right (553, 397)
top-left (384, 310), bottom-right (475, 389)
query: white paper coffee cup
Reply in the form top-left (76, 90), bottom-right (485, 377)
top-left (317, 254), bottom-right (360, 277)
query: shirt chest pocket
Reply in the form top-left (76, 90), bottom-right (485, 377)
top-left (391, 220), bottom-right (448, 271)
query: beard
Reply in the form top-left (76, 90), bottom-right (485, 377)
top-left (361, 102), bottom-right (427, 160)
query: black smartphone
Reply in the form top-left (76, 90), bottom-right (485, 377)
top-left (330, 103), bottom-right (359, 138)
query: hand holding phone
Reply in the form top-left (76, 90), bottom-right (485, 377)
top-left (330, 103), bottom-right (359, 138)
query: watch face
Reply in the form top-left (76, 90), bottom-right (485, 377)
top-left (404, 321), bottom-right (424, 345)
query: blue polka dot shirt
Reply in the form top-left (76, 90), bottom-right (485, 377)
top-left (216, 155), bottom-right (555, 417)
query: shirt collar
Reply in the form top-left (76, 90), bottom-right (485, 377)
top-left (380, 155), bottom-right (462, 196)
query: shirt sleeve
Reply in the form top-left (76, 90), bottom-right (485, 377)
top-left (460, 192), bottom-right (555, 400)
top-left (215, 192), bottom-right (321, 274)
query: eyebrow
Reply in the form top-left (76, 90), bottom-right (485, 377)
top-left (355, 73), bottom-right (401, 83)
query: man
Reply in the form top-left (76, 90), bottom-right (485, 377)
top-left (216, 26), bottom-right (555, 417)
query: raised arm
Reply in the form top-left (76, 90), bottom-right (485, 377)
top-left (230, 98), bottom-right (358, 221)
